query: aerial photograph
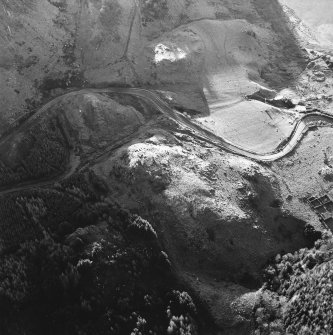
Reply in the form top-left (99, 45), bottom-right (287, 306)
top-left (0, 0), bottom-right (333, 334)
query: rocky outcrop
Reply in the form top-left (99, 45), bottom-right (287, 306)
top-left (92, 124), bottom-right (310, 332)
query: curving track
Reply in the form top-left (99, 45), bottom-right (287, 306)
top-left (120, 88), bottom-right (333, 162)
top-left (2, 86), bottom-right (333, 162)
top-left (0, 86), bottom-right (333, 195)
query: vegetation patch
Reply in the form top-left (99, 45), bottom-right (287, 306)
top-left (0, 171), bottom-right (199, 335)
top-left (0, 117), bottom-right (70, 188)
top-left (140, 0), bottom-right (169, 27)
top-left (48, 0), bottom-right (67, 12)
top-left (40, 70), bottom-right (87, 95)
top-left (254, 232), bottom-right (333, 335)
